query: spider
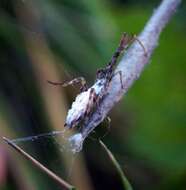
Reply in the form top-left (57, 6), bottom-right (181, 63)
top-left (48, 33), bottom-right (146, 130)
top-left (8, 33), bottom-right (146, 151)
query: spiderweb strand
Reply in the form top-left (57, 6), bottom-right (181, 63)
top-left (3, 137), bottom-right (75, 190)
top-left (10, 129), bottom-right (67, 143)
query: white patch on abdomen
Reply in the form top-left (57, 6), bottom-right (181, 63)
top-left (65, 89), bottom-right (92, 128)
top-left (65, 79), bottom-right (106, 128)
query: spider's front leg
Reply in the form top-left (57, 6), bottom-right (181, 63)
top-left (105, 33), bottom-right (147, 75)
top-left (112, 70), bottom-right (124, 89)
top-left (47, 77), bottom-right (88, 92)
top-left (84, 88), bottom-right (97, 117)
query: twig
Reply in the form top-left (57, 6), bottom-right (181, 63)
top-left (2, 137), bottom-right (75, 190)
top-left (99, 140), bottom-right (133, 190)
top-left (68, 0), bottom-right (182, 152)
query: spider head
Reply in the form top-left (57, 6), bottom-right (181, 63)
top-left (96, 68), bottom-right (106, 80)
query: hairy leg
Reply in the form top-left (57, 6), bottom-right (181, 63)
top-left (104, 33), bottom-right (147, 78)
top-left (84, 88), bottom-right (96, 117)
top-left (112, 70), bottom-right (124, 89)
top-left (47, 77), bottom-right (88, 92)
top-left (132, 34), bottom-right (147, 56)
top-left (106, 33), bottom-right (135, 72)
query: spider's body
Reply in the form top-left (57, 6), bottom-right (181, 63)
top-left (9, 33), bottom-right (146, 148)
top-left (65, 78), bottom-right (107, 128)
top-left (48, 33), bottom-right (146, 129)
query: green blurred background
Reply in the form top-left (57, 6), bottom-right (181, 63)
top-left (0, 0), bottom-right (186, 189)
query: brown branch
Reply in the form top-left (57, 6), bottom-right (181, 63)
top-left (68, 0), bottom-right (182, 153)
top-left (2, 137), bottom-right (75, 190)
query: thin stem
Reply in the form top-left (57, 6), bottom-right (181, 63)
top-left (3, 137), bottom-right (75, 190)
top-left (99, 140), bottom-right (133, 190)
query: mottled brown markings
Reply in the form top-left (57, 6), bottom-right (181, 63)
top-left (84, 88), bottom-right (95, 117)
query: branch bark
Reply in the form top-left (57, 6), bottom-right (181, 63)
top-left (69, 0), bottom-right (182, 153)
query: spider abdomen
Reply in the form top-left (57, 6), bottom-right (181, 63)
top-left (65, 88), bottom-right (94, 128)
top-left (64, 79), bottom-right (106, 129)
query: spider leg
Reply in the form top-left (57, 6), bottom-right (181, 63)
top-left (105, 33), bottom-right (147, 75)
top-left (132, 34), bottom-right (147, 56)
top-left (47, 77), bottom-right (88, 92)
top-left (112, 70), bottom-right (124, 89)
top-left (120, 33), bottom-right (147, 56)
top-left (84, 88), bottom-right (96, 117)
top-left (93, 92), bottom-right (100, 107)
top-left (106, 33), bottom-right (134, 71)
